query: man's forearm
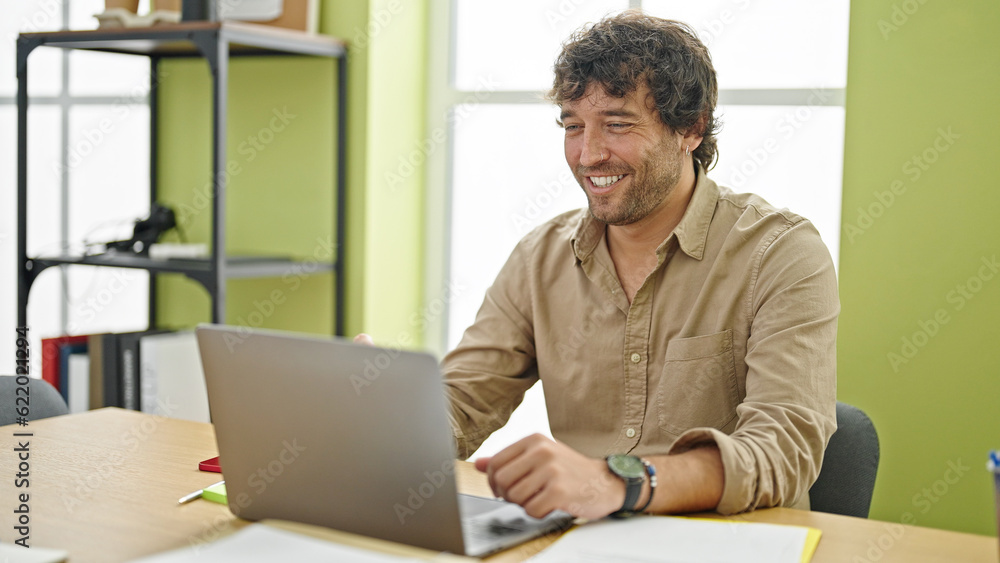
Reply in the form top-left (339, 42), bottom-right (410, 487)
top-left (638, 445), bottom-right (724, 514)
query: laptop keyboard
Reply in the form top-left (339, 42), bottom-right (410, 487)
top-left (458, 494), bottom-right (574, 556)
top-left (463, 512), bottom-right (535, 541)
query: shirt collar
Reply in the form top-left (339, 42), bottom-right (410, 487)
top-left (571, 167), bottom-right (720, 262)
top-left (670, 167), bottom-right (719, 261)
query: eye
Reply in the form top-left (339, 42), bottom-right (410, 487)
top-left (608, 122), bottom-right (630, 130)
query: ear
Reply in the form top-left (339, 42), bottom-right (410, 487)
top-left (681, 115), bottom-right (706, 153)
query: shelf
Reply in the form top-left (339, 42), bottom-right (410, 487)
top-left (17, 21), bottom-right (346, 59)
top-left (27, 254), bottom-right (336, 296)
top-left (29, 254), bottom-right (333, 277)
top-left (17, 22), bottom-right (348, 331)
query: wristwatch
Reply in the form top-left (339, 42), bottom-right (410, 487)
top-left (606, 454), bottom-right (645, 518)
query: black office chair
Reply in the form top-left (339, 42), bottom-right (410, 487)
top-left (0, 376), bottom-right (69, 426)
top-left (809, 402), bottom-right (880, 518)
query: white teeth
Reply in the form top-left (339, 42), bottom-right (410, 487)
top-left (590, 174), bottom-right (624, 187)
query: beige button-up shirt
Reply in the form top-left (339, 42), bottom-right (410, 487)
top-left (443, 170), bottom-right (838, 514)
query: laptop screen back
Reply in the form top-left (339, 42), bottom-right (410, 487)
top-left (196, 325), bottom-right (466, 553)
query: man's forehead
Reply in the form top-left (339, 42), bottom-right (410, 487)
top-left (559, 82), bottom-right (656, 119)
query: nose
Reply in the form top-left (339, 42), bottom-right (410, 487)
top-left (578, 129), bottom-right (607, 168)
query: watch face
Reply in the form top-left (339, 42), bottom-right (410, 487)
top-left (607, 455), bottom-right (644, 479)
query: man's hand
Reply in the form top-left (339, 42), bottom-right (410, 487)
top-left (353, 333), bottom-right (375, 346)
top-left (474, 434), bottom-right (625, 520)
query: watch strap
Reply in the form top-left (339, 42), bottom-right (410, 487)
top-left (620, 473), bottom-right (643, 513)
top-left (607, 455), bottom-right (645, 518)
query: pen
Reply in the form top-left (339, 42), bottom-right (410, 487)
top-left (178, 480), bottom-right (225, 505)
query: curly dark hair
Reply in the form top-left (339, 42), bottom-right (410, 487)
top-left (549, 10), bottom-right (721, 171)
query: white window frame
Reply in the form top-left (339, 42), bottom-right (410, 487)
top-left (0, 0), bottom-right (150, 363)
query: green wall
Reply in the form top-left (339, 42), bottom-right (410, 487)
top-left (839, 0), bottom-right (1000, 535)
top-left (155, 0), bottom-right (428, 347)
top-left (357, 0), bottom-right (428, 349)
top-left (156, 56), bottom-right (336, 333)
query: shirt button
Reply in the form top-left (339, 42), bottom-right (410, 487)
top-left (626, 428), bottom-right (636, 438)
top-left (630, 353), bottom-right (641, 363)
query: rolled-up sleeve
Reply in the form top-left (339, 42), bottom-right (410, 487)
top-left (669, 219), bottom-right (839, 514)
top-left (443, 238), bottom-right (540, 459)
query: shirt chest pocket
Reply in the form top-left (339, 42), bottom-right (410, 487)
top-left (656, 329), bottom-right (739, 437)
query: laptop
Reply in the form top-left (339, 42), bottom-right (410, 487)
top-left (195, 324), bottom-right (573, 557)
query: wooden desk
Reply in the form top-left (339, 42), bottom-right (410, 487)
top-left (1, 409), bottom-right (996, 562)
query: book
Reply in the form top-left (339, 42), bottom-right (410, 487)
top-left (118, 330), bottom-right (172, 410)
top-left (41, 335), bottom-right (90, 392)
top-left (58, 342), bottom-right (88, 404)
top-left (199, 456), bottom-right (221, 473)
top-left (67, 351), bottom-right (90, 414)
top-left (140, 331), bottom-right (209, 423)
top-left (119, 332), bottom-right (141, 410)
top-left (101, 333), bottom-right (122, 408)
top-left (88, 333), bottom-right (107, 409)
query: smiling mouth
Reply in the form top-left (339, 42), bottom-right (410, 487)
top-left (588, 174), bottom-right (625, 188)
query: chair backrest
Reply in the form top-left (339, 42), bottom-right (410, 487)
top-left (0, 376), bottom-right (69, 426)
top-left (809, 402), bottom-right (880, 518)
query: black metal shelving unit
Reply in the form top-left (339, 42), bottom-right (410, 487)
top-left (16, 21), bottom-right (347, 335)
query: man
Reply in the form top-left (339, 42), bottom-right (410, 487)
top-left (362, 11), bottom-right (837, 519)
top-left (439, 10), bottom-right (837, 520)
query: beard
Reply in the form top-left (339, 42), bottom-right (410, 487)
top-left (576, 135), bottom-right (683, 226)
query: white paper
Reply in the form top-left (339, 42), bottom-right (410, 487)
top-left (529, 516), bottom-right (809, 563)
top-left (0, 543), bottom-right (68, 563)
top-left (127, 524), bottom-right (426, 562)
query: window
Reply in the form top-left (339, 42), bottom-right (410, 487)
top-left (1, 0), bottom-right (151, 366)
top-left (427, 0), bottom-right (850, 458)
